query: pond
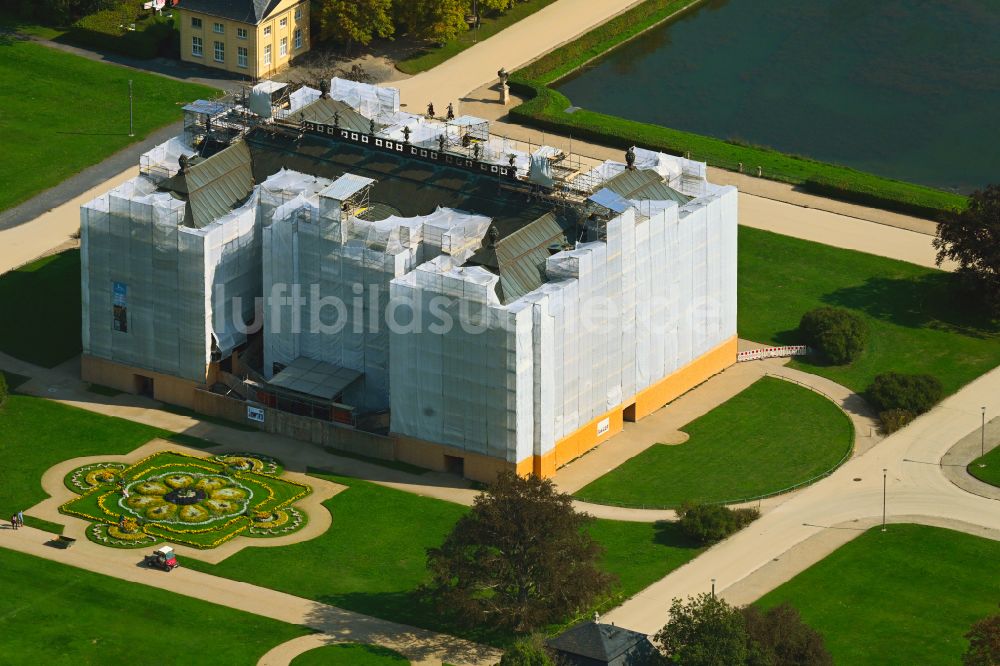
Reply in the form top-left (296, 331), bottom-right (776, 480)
top-left (555, 0), bottom-right (1000, 193)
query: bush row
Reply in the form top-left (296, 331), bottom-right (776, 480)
top-left (677, 501), bottom-right (760, 545)
top-left (64, 3), bottom-right (177, 59)
top-left (509, 0), bottom-right (967, 220)
top-left (868, 372), bottom-right (944, 433)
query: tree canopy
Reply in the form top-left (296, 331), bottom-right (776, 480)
top-left (655, 595), bottom-right (832, 666)
top-left (426, 472), bottom-right (613, 632)
top-left (963, 612), bottom-right (1000, 666)
top-left (316, 0), bottom-right (394, 51)
top-left (934, 184), bottom-right (1000, 313)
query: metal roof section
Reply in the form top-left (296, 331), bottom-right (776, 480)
top-left (588, 187), bottom-right (631, 213)
top-left (493, 212), bottom-right (572, 304)
top-left (605, 168), bottom-right (692, 205)
top-left (268, 357), bottom-right (362, 401)
top-left (186, 140), bottom-right (255, 228)
top-left (320, 173), bottom-right (376, 202)
top-left (182, 100), bottom-right (228, 116)
top-left (296, 97), bottom-right (373, 134)
top-left (175, 0), bottom-right (279, 24)
top-left (547, 621), bottom-right (655, 664)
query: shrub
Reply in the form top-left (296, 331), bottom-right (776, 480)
top-left (798, 307), bottom-right (868, 365)
top-left (499, 636), bottom-right (554, 666)
top-left (868, 372), bottom-right (944, 415)
top-left (878, 409), bottom-right (915, 434)
top-left (677, 502), bottom-right (759, 545)
top-left (0, 371), bottom-right (7, 406)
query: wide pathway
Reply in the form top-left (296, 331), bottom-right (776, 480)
top-left (605, 361), bottom-right (1000, 634)
top-left (1, 524), bottom-right (499, 665)
top-left (392, 0), bottom-right (642, 111)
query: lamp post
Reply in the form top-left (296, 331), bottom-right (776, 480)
top-left (711, 578), bottom-right (716, 598)
top-left (981, 407), bottom-right (987, 466)
top-left (881, 468), bottom-right (887, 532)
top-left (128, 80), bottom-right (134, 137)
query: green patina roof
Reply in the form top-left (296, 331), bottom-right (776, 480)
top-left (605, 168), bottom-right (691, 205)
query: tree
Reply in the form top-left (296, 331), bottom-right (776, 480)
top-left (426, 472), bottom-right (613, 632)
top-left (934, 184), bottom-right (1000, 313)
top-left (799, 307), bottom-right (868, 365)
top-left (655, 594), bottom-right (748, 666)
top-left (499, 635), bottom-right (554, 666)
top-left (963, 613), bottom-right (1000, 666)
top-left (316, 0), bottom-right (393, 51)
top-left (742, 604), bottom-right (832, 666)
top-left (396, 0), bottom-right (469, 44)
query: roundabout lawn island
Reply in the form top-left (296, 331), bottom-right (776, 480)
top-left (59, 451), bottom-right (311, 549)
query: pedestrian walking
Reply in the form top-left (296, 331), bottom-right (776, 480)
top-left (446, 102), bottom-right (455, 121)
top-left (17, 510), bottom-right (24, 527)
top-left (427, 102), bottom-right (435, 118)
top-left (10, 514), bottom-right (17, 530)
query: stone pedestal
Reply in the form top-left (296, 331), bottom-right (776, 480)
top-left (500, 83), bottom-right (510, 106)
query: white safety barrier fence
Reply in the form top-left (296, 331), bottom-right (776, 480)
top-left (737, 345), bottom-right (809, 362)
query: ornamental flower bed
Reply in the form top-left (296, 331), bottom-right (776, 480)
top-left (61, 451), bottom-right (310, 549)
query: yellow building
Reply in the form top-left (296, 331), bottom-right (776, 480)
top-left (177, 0), bottom-right (310, 78)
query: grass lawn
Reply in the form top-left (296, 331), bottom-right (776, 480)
top-left (0, 250), bottom-right (81, 367)
top-left (395, 0), bottom-right (560, 74)
top-left (0, 549), bottom-right (309, 663)
top-left (968, 445), bottom-right (1000, 487)
top-left (575, 377), bottom-right (853, 508)
top-left (0, 392), bottom-right (170, 517)
top-left (757, 524), bottom-right (1000, 665)
top-left (739, 227), bottom-right (1000, 395)
top-left (184, 473), bottom-right (701, 644)
top-left (0, 40), bottom-right (217, 212)
top-left (291, 643), bottom-right (409, 665)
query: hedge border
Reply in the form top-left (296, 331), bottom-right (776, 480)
top-left (509, 0), bottom-right (967, 220)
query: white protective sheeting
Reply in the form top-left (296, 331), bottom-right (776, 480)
top-left (81, 164), bottom-right (326, 383)
top-left (139, 135), bottom-right (196, 180)
top-left (578, 147), bottom-right (715, 198)
top-left (329, 78), bottom-right (399, 118)
top-left (389, 185), bottom-right (738, 465)
top-left (289, 86), bottom-right (321, 113)
top-left (263, 194), bottom-right (493, 413)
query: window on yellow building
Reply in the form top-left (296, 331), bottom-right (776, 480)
top-left (280, 36), bottom-right (287, 57)
top-left (280, 17), bottom-right (287, 28)
top-left (237, 27), bottom-right (247, 39)
top-left (295, 7), bottom-right (302, 19)
top-left (213, 22), bottom-right (224, 34)
top-left (191, 36), bottom-right (203, 57)
top-left (191, 17), bottom-right (202, 28)
top-left (294, 28), bottom-right (302, 50)
top-left (264, 25), bottom-right (271, 36)
top-left (238, 46), bottom-right (248, 68)
top-left (264, 44), bottom-right (272, 65)
top-left (214, 41), bottom-right (224, 62)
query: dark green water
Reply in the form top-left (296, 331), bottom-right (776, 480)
top-left (555, 0), bottom-right (1000, 192)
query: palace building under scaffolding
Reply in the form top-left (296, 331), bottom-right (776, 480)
top-left (80, 79), bottom-right (737, 481)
